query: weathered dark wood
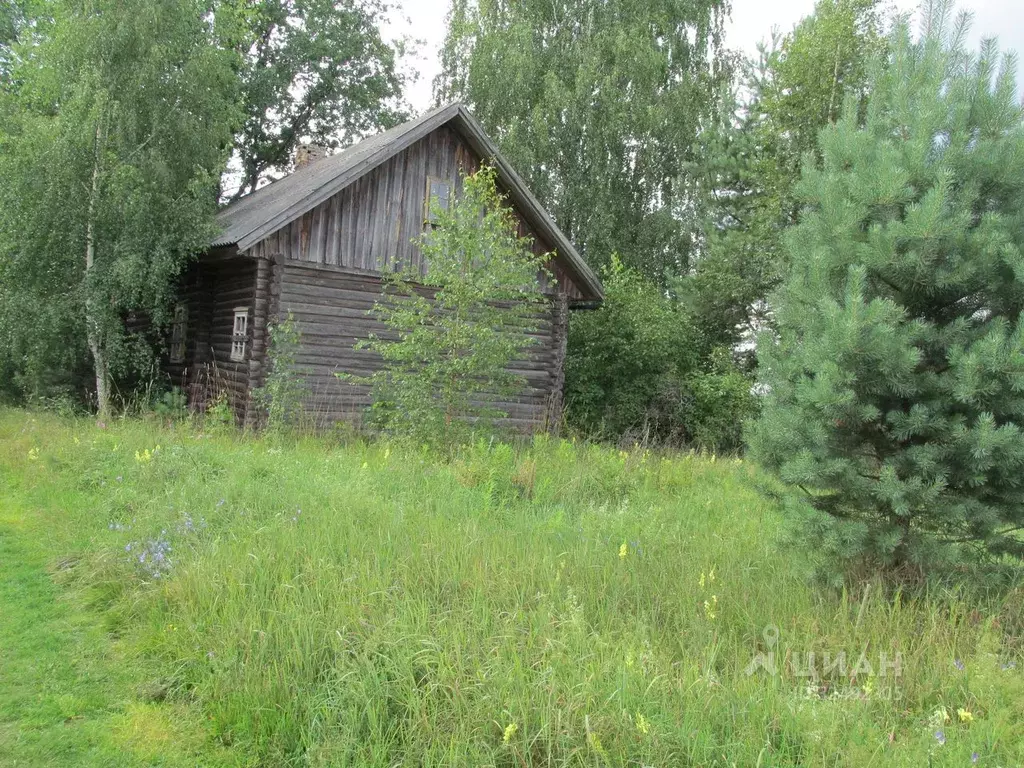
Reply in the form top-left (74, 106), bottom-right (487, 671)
top-left (276, 261), bottom-right (561, 431)
top-left (168, 116), bottom-right (597, 433)
top-left (546, 291), bottom-right (569, 432)
top-left (175, 257), bottom-right (256, 419)
top-left (259, 126), bottom-right (585, 302)
top-left (244, 256), bottom-right (272, 428)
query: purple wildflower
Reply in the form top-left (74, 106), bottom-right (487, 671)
top-left (126, 534), bottom-right (173, 578)
top-left (934, 730), bottom-right (946, 746)
top-left (954, 659), bottom-right (965, 671)
top-left (216, 499), bottom-right (225, 507)
top-left (972, 752), bottom-right (979, 763)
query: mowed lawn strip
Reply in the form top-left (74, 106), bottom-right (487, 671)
top-left (0, 474), bottom-right (240, 766)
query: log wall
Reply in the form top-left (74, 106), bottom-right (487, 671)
top-left (278, 261), bottom-right (561, 431)
top-left (167, 257), bottom-right (256, 420)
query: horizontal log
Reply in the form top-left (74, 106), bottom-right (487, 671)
top-left (287, 318), bottom-right (554, 346)
top-left (292, 361), bottom-right (552, 389)
top-left (281, 280), bottom-right (555, 317)
top-left (289, 339), bottom-right (555, 365)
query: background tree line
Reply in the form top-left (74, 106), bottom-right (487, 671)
top-left (0, 0), bottom-right (886, 436)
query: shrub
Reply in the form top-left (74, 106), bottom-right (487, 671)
top-left (566, 259), bottom-right (754, 451)
top-left (351, 166), bottom-right (550, 448)
top-left (254, 312), bottom-right (304, 433)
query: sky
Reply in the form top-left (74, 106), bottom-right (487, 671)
top-left (389, 0), bottom-right (1024, 113)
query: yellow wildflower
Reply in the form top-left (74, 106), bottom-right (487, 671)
top-left (383, 447), bottom-right (390, 460)
top-left (703, 594), bottom-right (718, 620)
top-left (709, 567), bottom-right (716, 583)
top-left (135, 448), bottom-right (152, 463)
top-left (619, 541), bottom-right (628, 560)
top-left (635, 712), bottom-right (650, 735)
top-left (502, 722), bottom-right (518, 744)
top-left (699, 571), bottom-right (706, 589)
top-left (27, 447), bottom-right (39, 461)
top-left (361, 461), bottom-right (368, 469)
top-left (958, 708), bottom-right (974, 723)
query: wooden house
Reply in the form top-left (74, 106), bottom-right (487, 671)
top-left (165, 103), bottom-right (603, 430)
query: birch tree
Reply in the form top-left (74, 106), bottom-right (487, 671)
top-left (0, 0), bottom-right (239, 414)
top-left (435, 0), bottom-right (731, 283)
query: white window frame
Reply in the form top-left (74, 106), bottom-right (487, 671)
top-left (231, 307), bottom-right (249, 362)
top-left (169, 303), bottom-right (188, 363)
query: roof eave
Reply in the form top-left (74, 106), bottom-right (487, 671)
top-left (448, 106), bottom-right (603, 302)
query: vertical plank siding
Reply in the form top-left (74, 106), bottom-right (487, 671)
top-left (257, 126), bottom-right (585, 302)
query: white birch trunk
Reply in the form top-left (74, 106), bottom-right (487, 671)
top-left (85, 122), bottom-right (110, 419)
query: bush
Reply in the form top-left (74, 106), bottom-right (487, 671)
top-left (254, 312), bottom-right (304, 433)
top-left (352, 167), bottom-right (549, 448)
top-left (565, 259), bottom-right (754, 451)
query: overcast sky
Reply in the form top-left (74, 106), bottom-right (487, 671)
top-left (390, 0), bottom-right (1024, 112)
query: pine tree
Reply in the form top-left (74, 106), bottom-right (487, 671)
top-left (749, 4), bottom-right (1024, 573)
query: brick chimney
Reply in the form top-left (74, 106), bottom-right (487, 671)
top-left (294, 142), bottom-right (327, 169)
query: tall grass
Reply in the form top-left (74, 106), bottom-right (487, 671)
top-left (3, 409), bottom-right (1023, 766)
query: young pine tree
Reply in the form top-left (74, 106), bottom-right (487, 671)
top-left (749, 5), bottom-right (1024, 574)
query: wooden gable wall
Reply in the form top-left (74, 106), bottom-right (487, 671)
top-left (243, 125), bottom-right (585, 301)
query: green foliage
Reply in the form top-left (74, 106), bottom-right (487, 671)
top-left (566, 259), bottom-right (754, 451)
top-left (222, 0), bottom-right (407, 199)
top-left (204, 391), bottom-right (237, 432)
top-left (436, 0), bottom-right (730, 282)
top-left (682, 0), bottom-right (887, 352)
top-left (5, 409), bottom-right (1024, 765)
top-left (351, 167), bottom-right (550, 447)
top-left (151, 386), bottom-right (189, 423)
top-left (749, 6), bottom-right (1024, 574)
top-left (254, 312), bottom-right (304, 432)
top-left (0, 0), bottom-right (240, 414)
top-left (682, 349), bottom-right (761, 452)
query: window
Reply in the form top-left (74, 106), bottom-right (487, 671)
top-left (231, 307), bottom-right (248, 362)
top-left (425, 177), bottom-right (452, 224)
top-left (169, 303), bottom-right (188, 363)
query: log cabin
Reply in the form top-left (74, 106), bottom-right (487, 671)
top-left (165, 103), bottom-right (603, 430)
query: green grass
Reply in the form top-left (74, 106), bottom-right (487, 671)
top-left (1, 408), bottom-right (1023, 766)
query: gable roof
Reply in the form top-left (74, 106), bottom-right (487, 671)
top-left (214, 103), bottom-right (603, 302)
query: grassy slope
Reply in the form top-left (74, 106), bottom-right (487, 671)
top-left (1, 408), bottom-right (1022, 766)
